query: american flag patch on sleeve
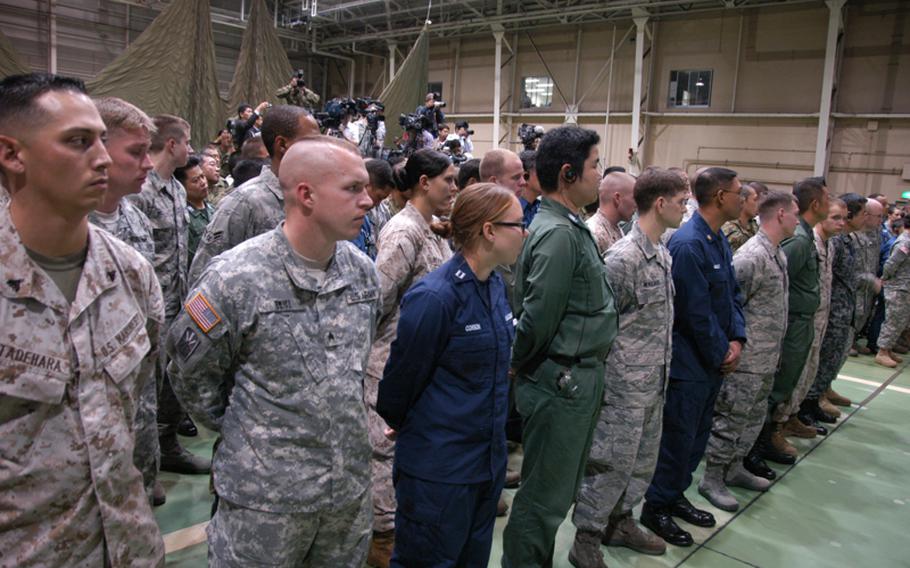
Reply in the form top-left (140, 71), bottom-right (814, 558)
top-left (185, 292), bottom-right (221, 333)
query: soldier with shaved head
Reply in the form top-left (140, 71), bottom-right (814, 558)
top-left (586, 171), bottom-right (637, 255)
top-left (167, 136), bottom-right (380, 566)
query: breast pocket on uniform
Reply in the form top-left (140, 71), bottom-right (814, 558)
top-left (444, 331), bottom-right (496, 391)
top-left (705, 269), bottom-right (728, 298)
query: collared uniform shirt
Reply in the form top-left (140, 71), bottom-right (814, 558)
top-left (519, 195), bottom-right (541, 229)
top-left (167, 226), bottom-right (380, 513)
top-left (721, 217), bottom-right (759, 253)
top-left (378, 255), bottom-right (514, 484)
top-left (88, 199), bottom-right (155, 265)
top-left (188, 165), bottom-right (284, 285)
top-left (585, 210), bottom-right (624, 256)
top-left (667, 211), bottom-right (747, 382)
top-left (126, 169), bottom-right (188, 318)
top-left (0, 207), bottom-right (165, 567)
top-left (732, 230), bottom-right (789, 374)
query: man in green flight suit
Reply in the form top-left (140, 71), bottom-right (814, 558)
top-left (502, 126), bottom-right (619, 568)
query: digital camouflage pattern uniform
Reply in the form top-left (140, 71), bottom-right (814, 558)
top-left (365, 202), bottom-right (453, 533)
top-left (88, 199), bottom-right (160, 499)
top-left (807, 233), bottom-right (857, 401)
top-left (852, 229), bottom-right (881, 335)
top-left (585, 210), bottom-right (624, 256)
top-left (781, 230), bottom-right (834, 420)
top-left (706, 230), bottom-right (789, 468)
top-left (0, 207), bottom-right (165, 567)
top-left (721, 217), bottom-right (759, 253)
top-left (573, 221), bottom-right (673, 535)
top-left (166, 226), bottom-right (380, 567)
top-left (188, 165), bottom-right (284, 285)
top-left (876, 232), bottom-right (910, 350)
top-left (276, 83), bottom-right (321, 112)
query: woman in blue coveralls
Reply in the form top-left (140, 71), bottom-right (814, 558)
top-left (377, 183), bottom-right (527, 567)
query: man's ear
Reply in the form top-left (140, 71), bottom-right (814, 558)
top-left (0, 135), bottom-right (26, 176)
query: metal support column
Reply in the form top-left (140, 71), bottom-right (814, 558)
top-left (493, 30), bottom-right (504, 149)
top-left (48, 0), bottom-right (57, 73)
top-left (630, 16), bottom-right (648, 160)
top-left (814, 0), bottom-right (847, 177)
top-left (388, 41), bottom-right (397, 81)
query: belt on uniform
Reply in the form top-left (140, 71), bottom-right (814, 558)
top-left (550, 354), bottom-right (602, 369)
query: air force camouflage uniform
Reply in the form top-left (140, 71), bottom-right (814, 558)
top-left (365, 202), bottom-right (453, 533)
top-left (166, 226), bottom-right (380, 567)
top-left (876, 232), bottom-right (910, 350)
top-left (188, 165), bottom-right (285, 285)
top-left (0, 207), bottom-right (165, 567)
top-left (88, 199), bottom-right (160, 498)
top-left (706, 230), bottom-right (788, 468)
top-left (574, 221), bottom-right (673, 535)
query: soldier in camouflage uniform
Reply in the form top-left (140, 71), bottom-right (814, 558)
top-left (167, 137), bottom-right (378, 567)
top-left (875, 217), bottom-right (910, 367)
top-left (779, 200), bottom-right (843, 438)
top-left (365, 150), bottom-right (456, 567)
top-left (188, 106), bottom-right (319, 284)
top-left (699, 192), bottom-right (799, 512)
top-left (585, 171), bottom-right (636, 255)
top-left (800, 194), bottom-right (867, 424)
top-left (126, 114), bottom-right (211, 475)
top-left (721, 184), bottom-right (759, 253)
top-left (571, 168), bottom-right (689, 567)
top-left (852, 200), bottom-right (884, 353)
top-left (276, 74), bottom-right (321, 113)
top-left (88, 97), bottom-right (162, 501)
top-left (0, 73), bottom-right (164, 566)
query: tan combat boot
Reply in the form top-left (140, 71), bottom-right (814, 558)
top-left (825, 388), bottom-right (852, 407)
top-left (603, 515), bottom-right (666, 555)
top-left (771, 423), bottom-right (798, 458)
top-left (367, 530), bottom-right (394, 568)
top-left (875, 349), bottom-right (899, 368)
top-left (819, 394), bottom-right (842, 418)
top-left (782, 416), bottom-right (817, 439)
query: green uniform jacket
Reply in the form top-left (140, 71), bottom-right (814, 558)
top-left (512, 198), bottom-right (618, 372)
top-left (781, 217), bottom-right (820, 316)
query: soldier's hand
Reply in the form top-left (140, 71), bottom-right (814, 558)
top-left (384, 427), bottom-right (398, 441)
top-left (720, 341), bottom-right (743, 374)
top-left (873, 277), bottom-right (883, 294)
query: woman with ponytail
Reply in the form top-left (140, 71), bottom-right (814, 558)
top-left (377, 183), bottom-right (527, 566)
top-left (364, 148), bottom-right (457, 567)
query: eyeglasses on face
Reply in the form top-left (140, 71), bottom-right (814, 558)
top-left (490, 221), bottom-right (528, 230)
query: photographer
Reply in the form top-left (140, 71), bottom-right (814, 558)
top-left (443, 138), bottom-right (468, 165)
top-left (453, 120), bottom-right (474, 157)
top-left (415, 92), bottom-right (446, 139)
top-left (229, 101), bottom-right (270, 149)
top-left (519, 123), bottom-right (545, 151)
top-left (276, 70), bottom-right (321, 113)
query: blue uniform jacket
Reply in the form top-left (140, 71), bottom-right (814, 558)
top-left (378, 254), bottom-right (514, 484)
top-left (667, 211), bottom-right (747, 382)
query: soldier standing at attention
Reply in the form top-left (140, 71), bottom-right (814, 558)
top-left (166, 136), bottom-right (379, 566)
top-left (87, 96), bottom-right (165, 505)
top-left (699, 191), bottom-right (800, 512)
top-left (501, 126), bottom-right (618, 567)
top-left (586, 171), bottom-right (637, 255)
top-left (721, 183), bottom-right (759, 253)
top-left (875, 217), bottom-right (910, 367)
top-left (570, 167), bottom-right (689, 568)
top-left (851, 199), bottom-right (884, 357)
top-left (759, 177), bottom-right (829, 465)
top-left (175, 155), bottom-right (214, 266)
top-left (126, 113), bottom-right (212, 476)
top-left (0, 73), bottom-right (165, 566)
top-left (640, 167), bottom-right (746, 548)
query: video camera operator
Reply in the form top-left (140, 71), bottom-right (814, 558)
top-left (518, 122), bottom-right (545, 151)
top-left (275, 70), bottom-right (321, 113)
top-left (415, 92), bottom-right (446, 139)
top-left (354, 98), bottom-right (387, 159)
top-left (397, 112), bottom-right (435, 156)
top-left (316, 97), bottom-right (358, 141)
top-left (228, 101), bottom-right (270, 150)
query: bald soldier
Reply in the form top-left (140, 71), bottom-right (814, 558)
top-left (0, 73), bottom-right (165, 566)
top-left (167, 136), bottom-right (379, 566)
top-left (479, 148), bottom-right (528, 197)
top-left (188, 105), bottom-right (320, 284)
top-left (586, 172), bottom-right (637, 255)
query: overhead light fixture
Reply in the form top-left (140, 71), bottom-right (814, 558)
top-left (696, 78), bottom-right (705, 87)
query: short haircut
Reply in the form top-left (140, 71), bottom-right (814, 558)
top-left (365, 158), bottom-right (394, 189)
top-left (634, 166), bottom-right (688, 213)
top-left (450, 183), bottom-right (516, 252)
top-left (239, 135), bottom-right (267, 160)
top-left (174, 154), bottom-right (203, 185)
top-left (149, 114), bottom-right (190, 152)
top-left (237, 103), bottom-right (252, 115)
top-left (898, 216), bottom-right (910, 230)
top-left (840, 192), bottom-right (868, 220)
top-left (869, 193), bottom-right (885, 200)
top-left (746, 181), bottom-right (770, 199)
top-left (232, 158), bottom-right (266, 187)
top-left (479, 149), bottom-right (516, 181)
top-left (261, 105), bottom-right (310, 158)
top-left (693, 167), bottom-right (739, 206)
top-left (457, 158), bottom-right (481, 190)
top-left (93, 97), bottom-right (156, 135)
top-left (793, 176), bottom-right (827, 214)
top-left (438, 123), bottom-right (449, 133)
top-left (519, 150), bottom-right (537, 173)
top-left (758, 190), bottom-right (798, 220)
top-left (0, 73), bottom-right (87, 135)
top-left (392, 148), bottom-right (451, 191)
top-left (202, 143), bottom-right (220, 158)
top-left (535, 126), bottom-right (600, 193)
top-left (603, 165), bottom-right (627, 178)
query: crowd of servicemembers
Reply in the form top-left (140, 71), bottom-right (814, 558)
top-left (1, 72), bottom-right (909, 568)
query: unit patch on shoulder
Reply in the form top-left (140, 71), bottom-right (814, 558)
top-left (176, 327), bottom-right (201, 360)
top-left (185, 292), bottom-right (222, 333)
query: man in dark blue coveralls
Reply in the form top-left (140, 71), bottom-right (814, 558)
top-left (640, 167), bottom-right (747, 547)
